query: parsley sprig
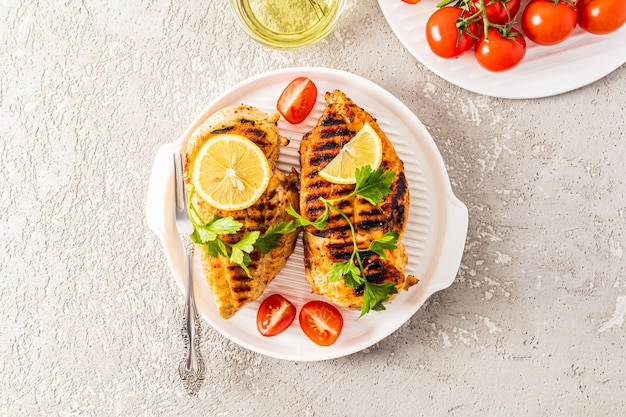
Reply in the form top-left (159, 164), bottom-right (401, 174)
top-left (289, 165), bottom-right (400, 317)
top-left (187, 186), bottom-right (301, 277)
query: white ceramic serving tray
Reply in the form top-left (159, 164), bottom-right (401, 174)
top-left (146, 67), bottom-right (468, 361)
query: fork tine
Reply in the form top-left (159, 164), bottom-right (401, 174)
top-left (179, 153), bottom-right (188, 212)
top-left (173, 153), bottom-right (184, 212)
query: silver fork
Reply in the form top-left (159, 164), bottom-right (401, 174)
top-left (173, 153), bottom-right (206, 395)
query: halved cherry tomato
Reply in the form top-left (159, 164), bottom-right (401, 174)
top-left (299, 300), bottom-right (344, 346)
top-left (276, 77), bottom-right (317, 124)
top-left (256, 294), bottom-right (296, 337)
top-left (577, 0), bottom-right (626, 35)
top-left (521, 0), bottom-right (577, 46)
top-left (470, 0), bottom-right (521, 25)
top-left (425, 7), bottom-right (481, 59)
top-left (474, 27), bottom-right (526, 72)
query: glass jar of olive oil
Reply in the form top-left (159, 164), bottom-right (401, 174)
top-left (229, 0), bottom-right (345, 50)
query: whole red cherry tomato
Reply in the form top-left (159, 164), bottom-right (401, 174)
top-left (577, 0), bottom-right (626, 35)
top-left (470, 0), bottom-right (522, 24)
top-left (425, 7), bottom-right (481, 58)
top-left (474, 27), bottom-right (527, 72)
top-left (401, 0), bottom-right (421, 3)
top-left (521, 0), bottom-right (577, 45)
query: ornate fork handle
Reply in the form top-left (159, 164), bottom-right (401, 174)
top-left (178, 235), bottom-right (206, 395)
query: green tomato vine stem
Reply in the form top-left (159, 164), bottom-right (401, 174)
top-left (321, 197), bottom-right (367, 275)
top-left (437, 0), bottom-right (520, 43)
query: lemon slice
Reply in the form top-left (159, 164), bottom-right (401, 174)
top-left (192, 134), bottom-right (271, 210)
top-left (318, 123), bottom-right (383, 184)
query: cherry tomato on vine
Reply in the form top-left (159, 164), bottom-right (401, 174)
top-left (474, 27), bottom-right (527, 72)
top-left (299, 300), bottom-right (343, 346)
top-left (256, 294), bottom-right (296, 337)
top-left (577, 0), bottom-right (626, 35)
top-left (276, 77), bottom-right (317, 124)
top-left (425, 7), bottom-right (481, 58)
top-left (470, 0), bottom-right (522, 24)
top-left (521, 0), bottom-right (577, 46)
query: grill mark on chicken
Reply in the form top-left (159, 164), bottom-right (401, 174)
top-left (315, 224), bottom-right (351, 238)
top-left (321, 116), bottom-right (345, 126)
top-left (354, 285), bottom-right (365, 296)
top-left (326, 242), bottom-right (353, 261)
top-left (354, 202), bottom-right (385, 232)
top-left (244, 128), bottom-right (267, 139)
top-left (328, 213), bottom-right (348, 224)
top-left (391, 173), bottom-right (408, 208)
top-left (303, 184), bottom-right (352, 221)
top-left (231, 283), bottom-right (251, 293)
top-left (355, 219), bottom-right (384, 231)
top-left (363, 256), bottom-right (398, 284)
top-left (310, 153), bottom-right (336, 166)
top-left (384, 172), bottom-right (408, 227)
top-left (211, 126), bottom-right (234, 134)
top-left (228, 265), bottom-right (251, 292)
top-left (305, 194), bottom-right (324, 204)
top-left (305, 179), bottom-right (329, 190)
top-left (321, 127), bottom-right (353, 139)
top-left (360, 208), bottom-right (382, 217)
top-left (242, 132), bottom-right (269, 150)
top-left (364, 272), bottom-right (384, 285)
top-left (305, 205), bottom-right (326, 217)
top-left (313, 141), bottom-right (340, 152)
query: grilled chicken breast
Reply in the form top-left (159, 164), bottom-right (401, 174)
top-left (184, 105), bottom-right (299, 319)
top-left (299, 90), bottom-right (418, 310)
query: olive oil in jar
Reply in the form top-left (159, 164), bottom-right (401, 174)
top-left (247, 0), bottom-right (330, 34)
top-left (231, 0), bottom-right (345, 49)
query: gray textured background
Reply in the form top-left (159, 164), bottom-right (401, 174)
top-left (2, 0), bottom-right (625, 416)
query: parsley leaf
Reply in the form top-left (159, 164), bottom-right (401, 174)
top-left (329, 261), bottom-right (361, 283)
top-left (367, 232), bottom-right (399, 259)
top-left (353, 165), bottom-right (395, 205)
top-left (231, 231), bottom-right (260, 253)
top-left (200, 238), bottom-right (228, 258)
top-left (286, 205), bottom-right (329, 230)
top-left (341, 268), bottom-right (362, 289)
top-left (190, 214), bottom-right (242, 244)
top-left (229, 246), bottom-right (245, 266)
top-left (255, 219), bottom-right (299, 253)
top-left (360, 282), bottom-right (399, 317)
